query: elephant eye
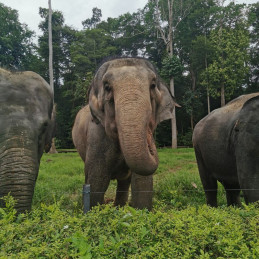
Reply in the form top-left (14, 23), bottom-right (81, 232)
top-left (150, 83), bottom-right (156, 89)
top-left (104, 82), bottom-right (111, 92)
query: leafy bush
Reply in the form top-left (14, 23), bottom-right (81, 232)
top-left (1, 149), bottom-right (258, 258)
top-left (0, 196), bottom-right (258, 258)
top-left (178, 130), bottom-right (193, 147)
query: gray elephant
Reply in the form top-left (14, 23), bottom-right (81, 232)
top-left (72, 57), bottom-right (179, 210)
top-left (0, 69), bottom-right (54, 213)
top-left (193, 93), bottom-right (259, 207)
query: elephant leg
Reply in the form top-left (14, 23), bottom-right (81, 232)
top-left (85, 162), bottom-right (111, 208)
top-left (131, 172), bottom-right (153, 211)
top-left (236, 154), bottom-right (259, 204)
top-left (203, 178), bottom-right (218, 207)
top-left (222, 183), bottom-right (241, 206)
top-left (114, 175), bottom-right (131, 207)
top-left (195, 150), bottom-right (218, 207)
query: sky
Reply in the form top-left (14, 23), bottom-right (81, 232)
top-left (1, 0), bottom-right (147, 36)
top-left (1, 0), bottom-right (258, 37)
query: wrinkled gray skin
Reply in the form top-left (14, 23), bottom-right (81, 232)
top-left (0, 69), bottom-right (54, 213)
top-left (193, 93), bottom-right (259, 207)
top-left (72, 58), bottom-right (178, 210)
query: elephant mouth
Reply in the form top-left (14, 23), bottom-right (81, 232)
top-left (147, 127), bottom-right (156, 156)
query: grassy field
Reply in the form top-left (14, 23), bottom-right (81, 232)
top-left (33, 148), bottom-right (228, 210)
top-left (1, 148), bottom-right (258, 258)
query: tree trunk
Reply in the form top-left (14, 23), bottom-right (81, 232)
top-left (191, 112), bottom-right (194, 131)
top-left (48, 0), bottom-right (54, 93)
top-left (48, 138), bottom-right (58, 154)
top-left (48, 0), bottom-right (58, 154)
top-left (207, 87), bottom-right (211, 114)
top-left (170, 77), bottom-right (177, 148)
top-left (221, 83), bottom-right (225, 107)
top-left (190, 67), bottom-right (196, 131)
top-left (168, 2), bottom-right (177, 149)
top-left (154, 0), bottom-right (191, 149)
top-left (204, 31), bottom-right (211, 114)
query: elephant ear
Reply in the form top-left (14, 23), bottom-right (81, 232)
top-left (88, 61), bottom-right (110, 125)
top-left (156, 82), bottom-right (180, 125)
top-left (44, 103), bottom-right (56, 152)
top-left (89, 82), bottom-right (104, 125)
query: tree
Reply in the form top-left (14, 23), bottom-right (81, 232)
top-left (202, 3), bottom-right (249, 106)
top-left (176, 0), bottom-right (217, 118)
top-left (0, 3), bottom-right (35, 70)
top-left (192, 35), bottom-right (214, 114)
top-left (31, 2), bottom-right (256, 148)
top-left (82, 7), bottom-right (102, 29)
top-left (247, 2), bottom-right (259, 93)
top-left (47, 0), bottom-right (58, 154)
top-left (48, 0), bottom-right (54, 93)
top-left (150, 0), bottom-right (191, 148)
top-left (38, 8), bottom-right (71, 85)
top-left (38, 8), bottom-right (76, 148)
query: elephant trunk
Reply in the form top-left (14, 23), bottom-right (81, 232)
top-left (0, 145), bottom-right (39, 213)
top-left (114, 85), bottom-right (159, 176)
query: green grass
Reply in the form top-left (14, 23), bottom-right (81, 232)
top-left (33, 148), bottom-right (230, 210)
top-left (153, 148), bottom-right (228, 209)
top-left (33, 152), bottom-right (84, 210)
top-left (1, 148), bottom-right (258, 258)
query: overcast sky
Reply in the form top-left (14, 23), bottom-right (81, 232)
top-left (1, 0), bottom-right (258, 37)
top-left (1, 0), bottom-right (147, 36)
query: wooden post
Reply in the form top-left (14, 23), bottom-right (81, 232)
top-left (82, 184), bottom-right (90, 213)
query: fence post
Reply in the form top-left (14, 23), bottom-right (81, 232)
top-left (82, 184), bottom-right (90, 214)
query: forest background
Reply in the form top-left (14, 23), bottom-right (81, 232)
top-left (1, 0), bottom-right (258, 148)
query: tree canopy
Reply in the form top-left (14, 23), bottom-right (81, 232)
top-left (0, 3), bottom-right (35, 70)
top-left (0, 1), bottom-right (258, 148)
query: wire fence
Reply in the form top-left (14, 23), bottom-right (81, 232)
top-left (82, 189), bottom-right (259, 194)
top-left (82, 184), bottom-right (259, 213)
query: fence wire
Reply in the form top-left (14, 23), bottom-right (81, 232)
top-left (82, 188), bottom-right (259, 194)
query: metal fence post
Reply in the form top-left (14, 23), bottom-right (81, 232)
top-left (82, 184), bottom-right (90, 214)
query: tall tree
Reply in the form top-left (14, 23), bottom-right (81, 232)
top-left (247, 2), bottom-right (259, 93)
top-left (0, 3), bottom-right (35, 70)
top-left (38, 8), bottom-right (76, 148)
top-left (82, 7), bottom-right (102, 29)
top-left (151, 0), bottom-right (191, 148)
top-left (175, 0), bottom-right (217, 126)
top-left (48, 0), bottom-right (54, 93)
top-left (202, 3), bottom-right (249, 106)
top-left (48, 0), bottom-right (58, 153)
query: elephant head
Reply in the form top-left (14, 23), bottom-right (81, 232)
top-left (88, 58), bottom-right (178, 176)
top-left (0, 69), bottom-right (54, 213)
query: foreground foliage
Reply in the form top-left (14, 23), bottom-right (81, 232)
top-left (1, 196), bottom-right (258, 258)
top-left (1, 149), bottom-right (258, 258)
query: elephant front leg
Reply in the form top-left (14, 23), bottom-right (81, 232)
top-left (131, 172), bottom-right (153, 211)
top-left (85, 162), bottom-right (111, 208)
top-left (114, 175), bottom-right (131, 207)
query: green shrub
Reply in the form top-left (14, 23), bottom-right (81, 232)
top-left (178, 130), bottom-right (193, 147)
top-left (1, 149), bottom-right (258, 258)
top-left (0, 197), bottom-right (258, 258)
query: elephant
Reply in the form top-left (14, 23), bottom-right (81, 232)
top-left (192, 92), bottom-right (259, 207)
top-left (72, 57), bottom-right (179, 210)
top-left (0, 68), bottom-right (54, 213)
